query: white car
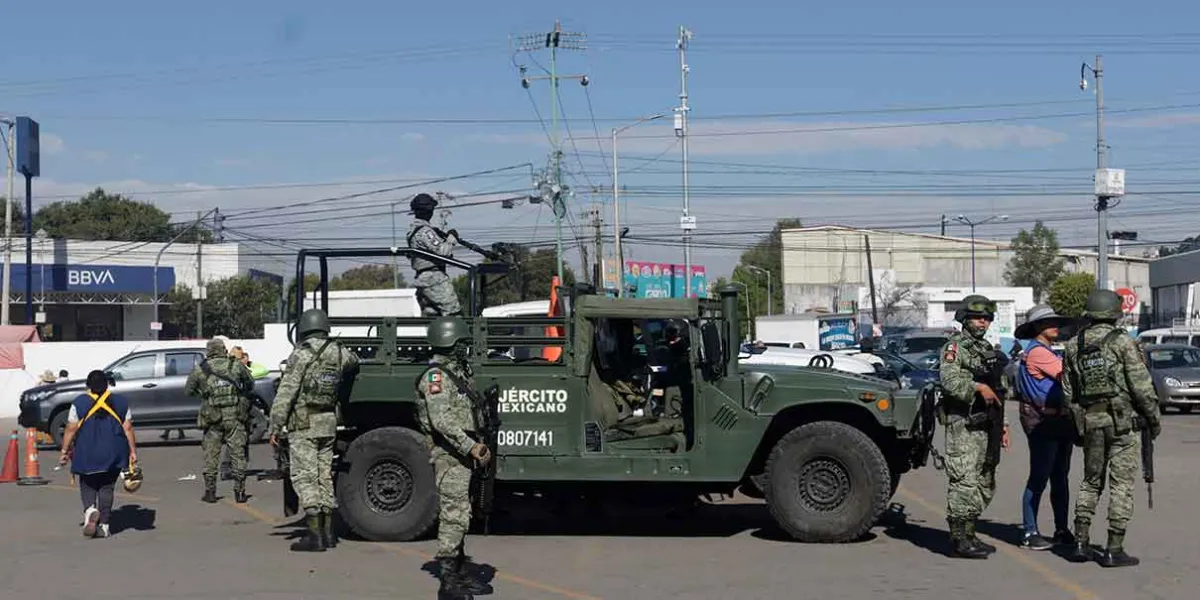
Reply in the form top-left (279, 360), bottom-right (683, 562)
top-left (740, 346), bottom-right (879, 376)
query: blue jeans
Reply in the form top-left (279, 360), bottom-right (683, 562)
top-left (1022, 428), bottom-right (1073, 535)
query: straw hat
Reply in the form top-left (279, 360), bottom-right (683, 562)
top-left (39, 369), bottom-right (57, 384)
top-left (1014, 305), bottom-right (1070, 340)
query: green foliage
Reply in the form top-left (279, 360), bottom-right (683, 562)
top-left (331, 264), bottom-right (404, 290)
top-left (711, 276), bottom-right (751, 341)
top-left (1158, 235), bottom-right (1200, 257)
top-left (1004, 221), bottom-right (1066, 302)
top-left (22, 188), bottom-right (211, 242)
top-left (165, 276), bottom-right (282, 338)
top-left (452, 245), bottom-right (576, 309)
top-left (1048, 272), bottom-right (1096, 318)
top-left (732, 218), bottom-right (801, 317)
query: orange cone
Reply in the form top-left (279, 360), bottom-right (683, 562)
top-left (0, 431), bottom-right (19, 483)
top-left (17, 428), bottom-right (48, 486)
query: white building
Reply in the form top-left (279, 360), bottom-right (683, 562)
top-left (781, 225), bottom-right (1151, 317)
top-left (0, 238), bottom-right (288, 341)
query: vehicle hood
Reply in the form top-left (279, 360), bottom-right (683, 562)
top-left (738, 364), bottom-right (898, 425)
top-left (22, 378), bottom-right (89, 400)
top-left (741, 363), bottom-right (896, 392)
top-left (1153, 367), bottom-right (1200, 382)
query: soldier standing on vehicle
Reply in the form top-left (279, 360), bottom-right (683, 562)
top-left (417, 316), bottom-right (492, 596)
top-left (938, 295), bottom-right (1011, 559)
top-left (269, 308), bottom-right (360, 552)
top-left (186, 339), bottom-right (255, 504)
top-left (407, 192), bottom-right (462, 317)
top-left (1061, 289), bottom-right (1161, 567)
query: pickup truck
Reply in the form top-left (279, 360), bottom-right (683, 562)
top-left (18, 347), bottom-right (281, 448)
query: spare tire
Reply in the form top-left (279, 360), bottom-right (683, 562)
top-left (336, 427), bottom-right (438, 542)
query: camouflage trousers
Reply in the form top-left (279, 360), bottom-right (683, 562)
top-left (944, 418), bottom-right (997, 520)
top-left (432, 446), bottom-right (473, 558)
top-left (1075, 425), bottom-right (1139, 531)
top-left (289, 434), bottom-right (336, 511)
top-left (415, 270), bottom-right (461, 316)
top-left (203, 416), bottom-right (248, 485)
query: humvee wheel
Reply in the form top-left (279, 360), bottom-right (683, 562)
top-left (336, 427), bottom-right (438, 542)
top-left (764, 421), bottom-right (891, 543)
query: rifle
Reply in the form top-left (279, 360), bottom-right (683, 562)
top-left (432, 227), bottom-right (507, 263)
top-left (1137, 416), bottom-right (1155, 509)
top-left (971, 356), bottom-right (1007, 469)
top-left (470, 382), bottom-right (502, 534)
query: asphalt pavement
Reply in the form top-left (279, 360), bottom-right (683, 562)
top-left (2, 410), bottom-right (1199, 600)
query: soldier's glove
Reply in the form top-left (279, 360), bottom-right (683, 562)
top-left (470, 442), bottom-right (492, 466)
top-left (446, 229), bottom-right (460, 240)
top-left (1148, 419), bottom-right (1162, 440)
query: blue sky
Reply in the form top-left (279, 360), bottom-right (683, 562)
top-left (5, 0), bottom-right (1200, 279)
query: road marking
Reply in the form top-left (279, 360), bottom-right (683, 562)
top-left (222, 498), bottom-right (288, 525)
top-left (44, 483), bottom-right (162, 503)
top-left (897, 487), bottom-right (1101, 600)
top-left (384, 544), bottom-right (603, 600)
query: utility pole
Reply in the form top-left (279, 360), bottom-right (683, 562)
top-left (675, 26), bottom-right (696, 298)
top-left (2, 117), bottom-right (13, 325)
top-left (213, 207), bottom-right (224, 242)
top-left (1082, 55), bottom-right (1123, 290)
top-left (588, 204), bottom-right (603, 287)
top-left (514, 21), bottom-right (588, 283)
top-left (195, 211), bottom-right (204, 338)
top-left (940, 214), bottom-right (947, 237)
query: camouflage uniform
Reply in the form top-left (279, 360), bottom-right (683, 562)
top-left (407, 193), bottom-right (462, 317)
top-left (416, 316), bottom-right (492, 596)
top-left (1061, 289), bottom-right (1161, 567)
top-left (938, 295), bottom-right (1009, 559)
top-left (270, 309), bottom-right (360, 552)
top-left (186, 339), bottom-right (254, 504)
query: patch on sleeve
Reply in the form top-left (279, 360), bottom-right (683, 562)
top-left (426, 370), bottom-right (443, 394)
top-left (943, 343), bottom-right (958, 363)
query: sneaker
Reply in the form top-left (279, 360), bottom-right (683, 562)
top-left (82, 507), bottom-right (99, 538)
top-left (94, 524), bottom-right (110, 538)
top-left (1052, 530), bottom-right (1076, 546)
top-left (1021, 532), bottom-right (1054, 551)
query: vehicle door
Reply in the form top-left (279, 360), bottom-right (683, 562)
top-left (105, 352), bottom-right (163, 423)
top-left (160, 351), bottom-right (205, 421)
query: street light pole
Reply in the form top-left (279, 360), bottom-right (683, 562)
top-left (953, 214), bottom-right (1008, 293)
top-left (153, 209), bottom-right (217, 340)
top-left (390, 199), bottom-right (406, 288)
top-left (611, 113), bottom-right (667, 298)
top-left (746, 265), bottom-right (772, 316)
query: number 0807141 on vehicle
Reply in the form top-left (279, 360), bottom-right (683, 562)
top-left (498, 429), bottom-right (554, 447)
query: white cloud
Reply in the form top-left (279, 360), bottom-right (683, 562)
top-left (469, 120), bottom-right (1068, 157)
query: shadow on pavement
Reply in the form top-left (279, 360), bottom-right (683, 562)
top-left (421, 557), bottom-right (497, 597)
top-left (878, 503), bottom-right (953, 557)
top-left (975, 519), bottom-right (1025, 547)
top-left (110, 504), bottom-right (157, 535)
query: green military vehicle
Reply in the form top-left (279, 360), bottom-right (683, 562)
top-left (287, 247), bottom-right (938, 544)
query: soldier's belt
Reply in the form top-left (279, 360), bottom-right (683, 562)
top-left (1085, 402), bottom-right (1111, 414)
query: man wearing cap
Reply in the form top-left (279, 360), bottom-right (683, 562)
top-left (407, 192), bottom-right (462, 317)
top-left (1013, 305), bottom-right (1075, 551)
top-left (939, 294), bottom-right (1011, 559)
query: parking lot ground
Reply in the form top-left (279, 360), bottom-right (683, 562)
top-left (2, 410), bottom-right (1200, 599)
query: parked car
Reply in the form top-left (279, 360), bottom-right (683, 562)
top-left (882, 331), bottom-right (954, 367)
top-left (1144, 343), bottom-right (1200, 414)
top-left (738, 344), bottom-right (879, 376)
top-left (874, 351), bottom-right (940, 390)
top-left (18, 347), bottom-right (281, 448)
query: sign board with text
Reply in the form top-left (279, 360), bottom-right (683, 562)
top-left (0, 264), bottom-right (175, 294)
top-left (1116, 287), bottom-right (1138, 314)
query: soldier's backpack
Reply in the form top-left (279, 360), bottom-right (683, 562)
top-left (1075, 327), bottom-right (1126, 405)
top-left (300, 338), bottom-right (340, 411)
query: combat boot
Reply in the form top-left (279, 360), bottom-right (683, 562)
top-left (233, 482), bottom-right (249, 504)
top-left (964, 520), bottom-right (996, 554)
top-left (201, 475), bottom-right (218, 504)
top-left (290, 513), bottom-right (326, 553)
top-left (436, 557), bottom-right (472, 599)
top-left (451, 554), bottom-right (494, 595)
top-left (320, 509), bottom-right (338, 549)
top-left (1066, 518), bottom-right (1093, 563)
top-left (948, 519), bottom-right (989, 559)
top-left (1097, 529), bottom-right (1140, 568)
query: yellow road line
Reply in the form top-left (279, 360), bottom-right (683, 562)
top-left (222, 498), bottom-right (288, 525)
top-left (898, 487), bottom-right (1101, 600)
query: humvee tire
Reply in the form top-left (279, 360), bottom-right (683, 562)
top-left (336, 426), bottom-right (438, 542)
top-left (764, 421), bottom-right (891, 543)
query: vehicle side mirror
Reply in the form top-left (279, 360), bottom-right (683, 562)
top-left (700, 321), bottom-right (725, 378)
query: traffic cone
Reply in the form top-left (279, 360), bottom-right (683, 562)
top-left (0, 431), bottom-right (19, 483)
top-left (17, 428), bottom-right (48, 486)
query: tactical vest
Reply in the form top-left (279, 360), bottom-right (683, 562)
top-left (407, 221), bottom-right (444, 274)
top-left (300, 340), bottom-right (344, 411)
top-left (1074, 327), bottom-right (1125, 405)
top-left (203, 358), bottom-right (245, 408)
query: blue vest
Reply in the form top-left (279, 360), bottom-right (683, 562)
top-left (1016, 342), bottom-right (1064, 409)
top-left (70, 392), bottom-right (130, 475)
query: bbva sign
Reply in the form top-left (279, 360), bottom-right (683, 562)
top-left (67, 268), bottom-right (117, 287)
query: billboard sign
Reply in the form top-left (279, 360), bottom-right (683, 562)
top-left (623, 261), bottom-right (707, 299)
top-left (818, 314), bottom-right (858, 351)
top-left (15, 116), bottom-right (40, 178)
top-left (2, 264), bottom-right (176, 294)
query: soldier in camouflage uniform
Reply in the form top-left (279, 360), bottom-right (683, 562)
top-left (939, 295), bottom-right (1012, 559)
top-left (1061, 289), bottom-right (1161, 567)
top-left (269, 308), bottom-right (360, 552)
top-left (407, 192), bottom-right (462, 317)
top-left (186, 339), bottom-right (255, 504)
top-left (417, 316), bottom-right (492, 596)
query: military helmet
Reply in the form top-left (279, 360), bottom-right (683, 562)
top-left (410, 193), bottom-right (438, 212)
top-left (1083, 289), bottom-right (1123, 321)
top-left (427, 316), bottom-right (471, 349)
top-left (955, 294), bottom-right (997, 322)
top-left (297, 308), bottom-right (331, 337)
top-left (205, 339), bottom-right (227, 356)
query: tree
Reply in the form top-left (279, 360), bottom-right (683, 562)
top-left (711, 276), bottom-right (751, 341)
top-left (285, 274), bottom-right (322, 318)
top-left (165, 276), bottom-right (282, 338)
top-left (732, 218), bottom-right (802, 317)
top-left (33, 188), bottom-right (210, 242)
top-left (1159, 235), bottom-right (1200, 257)
top-left (1048, 272), bottom-right (1096, 318)
top-left (451, 245), bottom-right (575, 310)
top-left (1004, 221), bottom-right (1066, 302)
top-left (332, 264), bottom-right (404, 290)
top-left (873, 280), bottom-right (927, 328)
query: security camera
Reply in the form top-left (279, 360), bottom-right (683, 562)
top-left (1080, 79), bottom-right (1088, 92)
top-left (580, 76), bottom-right (589, 87)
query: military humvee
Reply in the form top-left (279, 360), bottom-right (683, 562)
top-left (286, 247), bottom-right (938, 544)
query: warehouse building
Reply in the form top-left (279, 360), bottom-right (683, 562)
top-left (1148, 248), bottom-right (1200, 327)
top-left (0, 238), bottom-right (287, 341)
top-left (779, 225), bottom-right (1151, 318)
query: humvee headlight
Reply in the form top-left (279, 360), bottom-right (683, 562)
top-left (858, 391), bottom-right (877, 402)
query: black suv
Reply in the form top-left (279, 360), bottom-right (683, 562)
top-left (18, 347), bottom-right (281, 448)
